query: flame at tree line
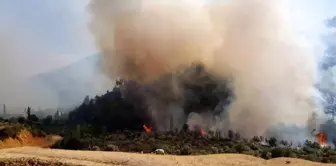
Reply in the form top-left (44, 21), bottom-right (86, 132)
top-left (67, 65), bottom-right (231, 132)
top-left (143, 124), bottom-right (152, 133)
top-left (314, 131), bottom-right (327, 146)
top-left (317, 132), bottom-right (327, 145)
top-left (67, 62), bottom-right (336, 146)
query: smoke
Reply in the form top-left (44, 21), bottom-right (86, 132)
top-left (88, 0), bottom-right (320, 138)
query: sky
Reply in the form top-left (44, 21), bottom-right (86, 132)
top-left (0, 0), bottom-right (335, 108)
top-left (0, 0), bottom-right (94, 78)
top-left (0, 0), bottom-right (335, 78)
top-left (0, 0), bottom-right (95, 108)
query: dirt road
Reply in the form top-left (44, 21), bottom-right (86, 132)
top-left (0, 147), bottom-right (335, 166)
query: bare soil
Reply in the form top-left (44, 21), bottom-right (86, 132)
top-left (0, 129), bottom-right (62, 149)
top-left (1, 147), bottom-right (336, 166)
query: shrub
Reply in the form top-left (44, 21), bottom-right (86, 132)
top-left (252, 136), bottom-right (261, 142)
top-left (224, 147), bottom-right (236, 153)
top-left (268, 137), bottom-right (277, 147)
top-left (228, 130), bottom-right (234, 140)
top-left (326, 155), bottom-right (336, 163)
top-left (261, 150), bottom-right (272, 160)
top-left (53, 136), bottom-right (84, 150)
top-left (304, 140), bottom-right (321, 149)
top-left (181, 145), bottom-right (192, 155)
top-left (271, 147), bottom-right (285, 158)
top-left (233, 142), bottom-right (251, 153)
top-left (249, 143), bottom-right (260, 151)
top-left (234, 132), bottom-right (241, 140)
top-left (302, 146), bottom-right (317, 154)
top-left (242, 150), bottom-right (255, 156)
top-left (210, 146), bottom-right (219, 153)
top-left (253, 151), bottom-right (261, 157)
top-left (17, 117), bottom-right (26, 124)
top-left (29, 128), bottom-right (46, 137)
top-left (322, 157), bottom-right (331, 163)
top-left (28, 114), bottom-right (39, 122)
top-left (305, 154), bottom-right (320, 162)
top-left (43, 115), bottom-right (53, 125)
top-left (0, 125), bottom-right (23, 140)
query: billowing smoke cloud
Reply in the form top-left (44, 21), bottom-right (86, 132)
top-left (88, 0), bottom-right (320, 138)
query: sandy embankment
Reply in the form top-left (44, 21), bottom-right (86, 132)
top-left (0, 129), bottom-right (62, 149)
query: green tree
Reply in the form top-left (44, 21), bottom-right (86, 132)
top-left (43, 115), bottom-right (53, 125)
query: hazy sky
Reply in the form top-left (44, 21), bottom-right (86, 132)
top-left (0, 0), bottom-right (95, 108)
top-left (0, 0), bottom-right (335, 78)
top-left (0, 0), bottom-right (94, 78)
top-left (0, 0), bottom-right (335, 108)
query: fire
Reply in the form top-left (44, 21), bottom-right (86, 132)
top-left (143, 124), bottom-right (152, 133)
top-left (200, 128), bottom-right (206, 136)
top-left (316, 132), bottom-right (327, 145)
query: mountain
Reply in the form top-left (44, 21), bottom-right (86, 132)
top-left (30, 54), bottom-right (113, 108)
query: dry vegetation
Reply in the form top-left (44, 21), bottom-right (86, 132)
top-left (0, 157), bottom-right (82, 166)
top-left (0, 122), bottom-right (61, 150)
top-left (1, 77), bottom-right (336, 165)
top-left (2, 120), bottom-right (336, 166)
top-left (0, 147), bottom-right (336, 166)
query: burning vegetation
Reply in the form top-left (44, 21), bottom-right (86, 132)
top-left (316, 132), bottom-right (327, 146)
top-left (143, 124), bottom-right (152, 133)
top-left (2, 0), bottom-right (336, 164)
top-left (68, 64), bottom-right (233, 135)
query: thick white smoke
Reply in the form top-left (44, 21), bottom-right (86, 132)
top-left (88, 0), bottom-right (320, 138)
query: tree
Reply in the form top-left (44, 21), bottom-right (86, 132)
top-left (28, 114), bottom-right (39, 122)
top-left (268, 137), bottom-right (277, 147)
top-left (25, 106), bottom-right (31, 119)
top-left (65, 64), bottom-right (233, 133)
top-left (228, 130), bottom-right (234, 140)
top-left (17, 117), bottom-right (25, 124)
top-left (181, 124), bottom-right (189, 132)
top-left (82, 96), bottom-right (90, 105)
top-left (43, 115), bottom-right (53, 125)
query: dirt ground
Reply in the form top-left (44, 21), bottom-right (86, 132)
top-left (0, 147), bottom-right (335, 166)
top-left (0, 129), bottom-right (62, 149)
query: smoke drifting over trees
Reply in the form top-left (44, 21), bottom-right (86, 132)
top-left (1, 0), bottom-right (335, 143)
top-left (87, 0), bottom-right (321, 139)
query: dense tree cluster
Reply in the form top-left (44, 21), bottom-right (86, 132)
top-left (67, 64), bottom-right (233, 133)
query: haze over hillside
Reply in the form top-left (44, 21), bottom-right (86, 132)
top-left (30, 54), bottom-right (112, 109)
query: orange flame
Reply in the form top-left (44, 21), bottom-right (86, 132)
top-left (143, 124), bottom-right (152, 133)
top-left (316, 132), bottom-right (327, 145)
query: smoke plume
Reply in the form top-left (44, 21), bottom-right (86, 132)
top-left (88, 0), bottom-right (319, 138)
